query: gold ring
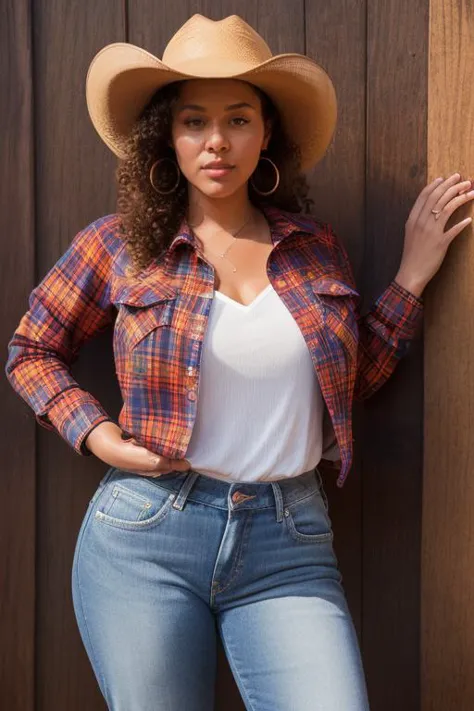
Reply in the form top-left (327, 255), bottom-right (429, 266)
top-left (431, 208), bottom-right (441, 215)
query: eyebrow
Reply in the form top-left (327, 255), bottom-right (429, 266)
top-left (177, 102), bottom-right (256, 113)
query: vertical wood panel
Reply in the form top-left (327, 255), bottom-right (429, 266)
top-left (423, 1), bottom-right (474, 709)
top-left (0, 2), bottom-right (36, 710)
top-left (305, 0), bottom-right (366, 638)
top-left (365, 1), bottom-right (428, 708)
top-left (33, 1), bottom-right (125, 709)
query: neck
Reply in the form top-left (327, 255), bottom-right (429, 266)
top-left (186, 184), bottom-right (256, 234)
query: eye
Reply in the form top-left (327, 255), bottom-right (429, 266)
top-left (231, 117), bottom-right (250, 126)
top-left (184, 118), bottom-right (205, 128)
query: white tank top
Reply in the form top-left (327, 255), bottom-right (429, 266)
top-left (185, 283), bottom-right (325, 482)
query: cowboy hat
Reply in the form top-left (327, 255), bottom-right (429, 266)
top-left (86, 14), bottom-right (337, 171)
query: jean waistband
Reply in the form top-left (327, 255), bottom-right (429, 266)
top-left (144, 467), bottom-right (324, 521)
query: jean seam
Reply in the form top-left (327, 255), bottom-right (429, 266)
top-left (73, 507), bottom-right (109, 703)
top-left (212, 513), bottom-right (253, 598)
top-left (218, 621), bottom-right (257, 711)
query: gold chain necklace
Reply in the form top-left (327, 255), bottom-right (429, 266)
top-left (191, 214), bottom-right (254, 273)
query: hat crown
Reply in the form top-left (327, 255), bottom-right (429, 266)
top-left (162, 14), bottom-right (273, 74)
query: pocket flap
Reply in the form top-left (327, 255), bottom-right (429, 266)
top-left (113, 280), bottom-right (177, 307)
top-left (311, 277), bottom-right (359, 298)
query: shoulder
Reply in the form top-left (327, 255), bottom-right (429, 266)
top-left (71, 214), bottom-right (125, 257)
top-left (63, 214), bottom-right (131, 279)
top-left (272, 207), bottom-right (337, 246)
top-left (274, 208), bottom-right (355, 286)
top-left (273, 208), bottom-right (343, 261)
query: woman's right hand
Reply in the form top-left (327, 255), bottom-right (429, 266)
top-left (84, 421), bottom-right (191, 477)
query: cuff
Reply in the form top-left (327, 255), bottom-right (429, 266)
top-left (371, 279), bottom-right (424, 341)
top-left (37, 387), bottom-right (112, 454)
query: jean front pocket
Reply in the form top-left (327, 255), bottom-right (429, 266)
top-left (94, 476), bottom-right (176, 531)
top-left (283, 490), bottom-right (334, 544)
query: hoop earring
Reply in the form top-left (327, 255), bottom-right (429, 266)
top-left (250, 155), bottom-right (280, 196)
top-left (149, 158), bottom-right (181, 195)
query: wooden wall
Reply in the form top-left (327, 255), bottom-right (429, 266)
top-left (1, 1), bottom-right (434, 709)
top-left (422, 1), bottom-right (474, 709)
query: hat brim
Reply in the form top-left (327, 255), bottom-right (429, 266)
top-left (86, 43), bottom-right (337, 171)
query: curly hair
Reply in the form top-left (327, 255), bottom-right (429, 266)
top-left (116, 81), bottom-right (313, 272)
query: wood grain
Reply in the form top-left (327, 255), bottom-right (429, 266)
top-left (364, 1), bottom-right (428, 708)
top-left (0, 2), bottom-right (35, 710)
top-left (423, 1), bottom-right (474, 709)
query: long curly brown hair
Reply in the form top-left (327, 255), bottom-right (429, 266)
top-left (116, 81), bottom-right (313, 272)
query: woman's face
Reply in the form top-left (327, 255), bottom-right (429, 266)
top-left (171, 79), bottom-right (270, 199)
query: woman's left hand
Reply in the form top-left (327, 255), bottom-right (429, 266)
top-left (395, 173), bottom-right (474, 297)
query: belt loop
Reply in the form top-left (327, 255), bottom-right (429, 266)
top-left (172, 471), bottom-right (200, 511)
top-left (271, 482), bottom-right (284, 523)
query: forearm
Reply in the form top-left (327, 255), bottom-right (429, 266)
top-left (355, 280), bottom-right (423, 399)
top-left (84, 421), bottom-right (124, 458)
top-left (6, 342), bottom-right (113, 454)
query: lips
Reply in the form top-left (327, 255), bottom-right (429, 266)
top-left (202, 162), bottom-right (234, 169)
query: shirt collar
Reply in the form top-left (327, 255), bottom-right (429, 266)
top-left (166, 204), bottom-right (304, 255)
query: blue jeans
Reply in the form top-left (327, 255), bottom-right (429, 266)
top-left (72, 467), bottom-right (369, 710)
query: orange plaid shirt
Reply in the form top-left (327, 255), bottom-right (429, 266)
top-left (6, 206), bottom-right (423, 487)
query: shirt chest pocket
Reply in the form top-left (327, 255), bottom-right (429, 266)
top-left (311, 278), bottom-right (359, 355)
top-left (112, 281), bottom-right (178, 373)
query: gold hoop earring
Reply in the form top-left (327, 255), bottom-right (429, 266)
top-left (149, 158), bottom-right (181, 195)
top-left (250, 155), bottom-right (280, 196)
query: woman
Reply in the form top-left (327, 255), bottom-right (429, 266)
top-left (6, 14), bottom-right (473, 711)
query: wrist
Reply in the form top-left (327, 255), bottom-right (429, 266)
top-left (394, 271), bottom-right (426, 298)
top-left (84, 421), bottom-right (122, 457)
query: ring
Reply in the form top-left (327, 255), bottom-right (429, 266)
top-left (431, 208), bottom-right (441, 214)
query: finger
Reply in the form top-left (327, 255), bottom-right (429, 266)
top-left (444, 216), bottom-right (473, 244)
top-left (422, 173), bottom-right (463, 217)
top-left (172, 459), bottom-right (192, 471)
top-left (406, 176), bottom-right (445, 226)
top-left (142, 454), bottom-right (191, 474)
top-left (436, 189), bottom-right (474, 225)
top-left (431, 180), bottom-right (472, 216)
top-left (459, 178), bottom-right (474, 194)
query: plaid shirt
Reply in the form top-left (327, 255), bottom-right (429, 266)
top-left (6, 205), bottom-right (423, 487)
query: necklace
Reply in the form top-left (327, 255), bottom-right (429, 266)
top-left (190, 213), bottom-right (254, 273)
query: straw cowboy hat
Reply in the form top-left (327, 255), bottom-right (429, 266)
top-left (86, 14), bottom-right (337, 171)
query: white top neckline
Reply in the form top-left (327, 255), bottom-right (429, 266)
top-left (214, 283), bottom-right (273, 310)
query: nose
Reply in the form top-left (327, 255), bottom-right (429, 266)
top-left (205, 125), bottom-right (230, 153)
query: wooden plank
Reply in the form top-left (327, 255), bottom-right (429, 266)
top-left (33, 1), bottom-right (125, 709)
top-left (422, 1), bottom-right (474, 709)
top-left (364, 1), bottom-right (428, 708)
top-left (306, 0), bottom-right (367, 639)
top-left (0, 2), bottom-right (36, 710)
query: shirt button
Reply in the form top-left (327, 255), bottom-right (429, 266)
top-left (276, 279), bottom-right (287, 288)
top-left (187, 390), bottom-right (197, 402)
